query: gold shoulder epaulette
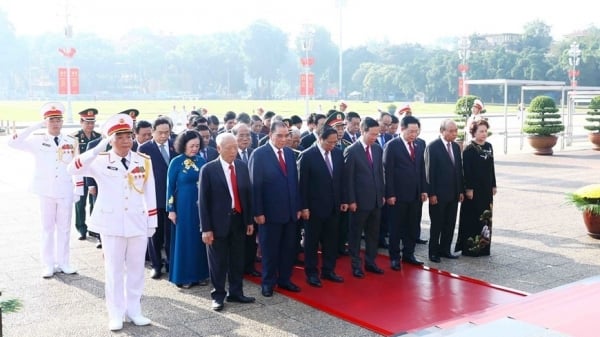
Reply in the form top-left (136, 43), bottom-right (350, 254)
top-left (32, 132), bottom-right (45, 136)
top-left (99, 152), bottom-right (109, 155)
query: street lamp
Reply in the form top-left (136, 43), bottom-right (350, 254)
top-left (301, 26), bottom-right (315, 119)
top-left (567, 42), bottom-right (581, 88)
top-left (457, 36), bottom-right (471, 97)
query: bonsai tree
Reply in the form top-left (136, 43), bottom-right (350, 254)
top-left (454, 95), bottom-right (486, 141)
top-left (522, 95), bottom-right (564, 136)
top-left (585, 96), bottom-right (600, 133)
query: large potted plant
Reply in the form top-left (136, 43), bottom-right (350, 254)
top-left (522, 95), bottom-right (564, 155)
top-left (585, 96), bottom-right (600, 150)
top-left (454, 95), bottom-right (486, 144)
top-left (566, 184), bottom-right (600, 239)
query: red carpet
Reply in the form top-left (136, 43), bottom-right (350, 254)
top-left (246, 254), bottom-right (527, 336)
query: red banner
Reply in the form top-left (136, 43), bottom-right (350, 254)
top-left (300, 57), bottom-right (315, 67)
top-left (300, 73), bottom-right (315, 96)
top-left (58, 67), bottom-right (79, 95)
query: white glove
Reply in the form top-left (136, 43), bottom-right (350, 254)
top-left (147, 228), bottom-right (156, 237)
top-left (92, 135), bottom-right (112, 155)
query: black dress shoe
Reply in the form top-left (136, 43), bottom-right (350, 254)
top-left (352, 268), bottom-right (364, 278)
top-left (278, 282), bottom-right (301, 292)
top-left (441, 252), bottom-right (460, 259)
top-left (211, 299), bottom-right (224, 311)
top-left (78, 233), bottom-right (87, 240)
top-left (365, 264), bottom-right (384, 274)
top-left (403, 256), bottom-right (425, 266)
top-left (306, 275), bottom-right (322, 287)
top-left (96, 242), bottom-right (102, 249)
top-left (150, 269), bottom-right (162, 279)
top-left (261, 285), bottom-right (273, 297)
top-left (294, 259), bottom-right (305, 266)
top-left (245, 269), bottom-right (261, 277)
top-left (321, 272), bottom-right (344, 283)
top-left (429, 255), bottom-right (441, 263)
top-left (226, 294), bottom-right (256, 303)
top-left (390, 260), bottom-right (401, 271)
top-left (378, 242), bottom-right (389, 249)
top-left (338, 248), bottom-right (350, 256)
top-left (416, 238), bottom-right (428, 244)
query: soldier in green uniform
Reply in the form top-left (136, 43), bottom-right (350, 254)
top-left (72, 108), bottom-right (101, 240)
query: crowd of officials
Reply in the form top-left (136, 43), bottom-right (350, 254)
top-left (8, 99), bottom-right (496, 331)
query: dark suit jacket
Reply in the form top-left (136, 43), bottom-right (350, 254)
top-left (138, 140), bottom-right (176, 209)
top-left (199, 159), bottom-right (252, 237)
top-left (250, 132), bottom-right (264, 149)
top-left (298, 145), bottom-right (343, 219)
top-left (343, 131), bottom-right (359, 144)
top-left (200, 146), bottom-right (219, 162)
top-left (376, 133), bottom-right (393, 148)
top-left (343, 141), bottom-right (385, 211)
top-left (383, 137), bottom-right (426, 202)
top-left (300, 133), bottom-right (317, 150)
top-left (424, 138), bottom-right (464, 202)
top-left (249, 144), bottom-right (301, 224)
top-left (236, 147), bottom-right (253, 163)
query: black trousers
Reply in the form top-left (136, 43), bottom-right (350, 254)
top-left (348, 208), bottom-right (381, 269)
top-left (428, 200), bottom-right (458, 256)
top-left (304, 211), bottom-right (339, 277)
top-left (148, 209), bottom-right (171, 271)
top-left (208, 213), bottom-right (245, 301)
top-left (388, 200), bottom-right (421, 260)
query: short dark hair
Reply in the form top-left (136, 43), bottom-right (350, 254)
top-left (346, 111), bottom-right (360, 121)
top-left (270, 120), bottom-right (287, 133)
top-left (236, 112), bottom-right (251, 124)
top-left (361, 117), bottom-right (379, 133)
top-left (263, 111), bottom-right (276, 119)
top-left (207, 115), bottom-right (220, 125)
top-left (251, 114), bottom-right (262, 123)
top-left (224, 111), bottom-right (236, 122)
top-left (290, 115), bottom-right (303, 126)
top-left (319, 126), bottom-right (338, 140)
top-left (390, 115), bottom-right (399, 124)
top-left (469, 118), bottom-right (490, 137)
top-left (189, 110), bottom-right (201, 117)
top-left (400, 115), bottom-right (420, 129)
top-left (174, 130), bottom-right (203, 154)
top-left (135, 120), bottom-right (152, 133)
top-left (196, 124), bottom-right (210, 132)
top-left (152, 117), bottom-right (172, 131)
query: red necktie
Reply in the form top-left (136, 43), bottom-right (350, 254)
top-left (365, 145), bottom-right (373, 168)
top-left (278, 149), bottom-right (287, 175)
top-left (409, 141), bottom-right (415, 161)
top-left (229, 164), bottom-right (242, 213)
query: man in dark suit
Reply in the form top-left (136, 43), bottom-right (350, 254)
top-left (232, 123), bottom-right (259, 277)
top-left (199, 133), bottom-right (255, 312)
top-left (138, 117), bottom-right (176, 279)
top-left (343, 117), bottom-right (386, 278)
top-left (299, 113), bottom-right (326, 149)
top-left (377, 112), bottom-right (394, 249)
top-left (342, 111), bottom-right (361, 144)
top-left (383, 116), bottom-right (427, 271)
top-left (197, 125), bottom-right (219, 161)
top-left (248, 121), bottom-right (302, 297)
top-left (299, 124), bottom-right (347, 287)
top-left (250, 115), bottom-right (265, 149)
top-left (424, 119), bottom-right (465, 263)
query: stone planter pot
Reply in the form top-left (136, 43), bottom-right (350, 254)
top-left (527, 135), bottom-right (557, 155)
top-left (583, 210), bottom-right (600, 239)
top-left (588, 132), bottom-right (600, 151)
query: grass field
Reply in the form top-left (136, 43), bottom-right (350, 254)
top-left (0, 99), bottom-right (521, 123)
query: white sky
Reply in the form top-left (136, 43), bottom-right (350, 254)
top-left (2, 0), bottom-right (596, 47)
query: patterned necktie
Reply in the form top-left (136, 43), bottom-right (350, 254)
top-left (229, 164), bottom-right (242, 213)
top-left (409, 141), bottom-right (415, 161)
top-left (324, 151), bottom-right (333, 176)
top-left (365, 145), bottom-right (373, 168)
top-left (278, 149), bottom-right (287, 175)
top-left (159, 144), bottom-right (169, 164)
top-left (121, 157), bottom-right (129, 170)
top-left (447, 142), bottom-right (455, 165)
top-left (54, 136), bottom-right (59, 146)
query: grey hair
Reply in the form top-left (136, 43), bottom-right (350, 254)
top-left (439, 119), bottom-right (456, 132)
top-left (216, 132), bottom-right (236, 147)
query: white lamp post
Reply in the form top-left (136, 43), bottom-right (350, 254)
top-left (458, 36), bottom-right (471, 97)
top-left (567, 42), bottom-right (581, 88)
top-left (301, 26), bottom-right (315, 119)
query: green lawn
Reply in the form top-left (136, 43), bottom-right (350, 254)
top-left (0, 99), bottom-right (518, 122)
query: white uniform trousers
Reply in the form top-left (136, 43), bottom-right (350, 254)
top-left (101, 234), bottom-right (147, 321)
top-left (38, 195), bottom-right (73, 269)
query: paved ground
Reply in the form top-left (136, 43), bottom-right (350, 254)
top-left (0, 131), bottom-right (599, 337)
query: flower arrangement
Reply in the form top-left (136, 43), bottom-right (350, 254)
top-left (183, 158), bottom-right (199, 172)
top-left (566, 184), bottom-right (600, 216)
top-left (465, 207), bottom-right (492, 255)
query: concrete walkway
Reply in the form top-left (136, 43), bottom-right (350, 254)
top-left (0, 134), bottom-right (599, 337)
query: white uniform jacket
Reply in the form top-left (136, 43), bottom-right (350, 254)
top-left (67, 150), bottom-right (158, 237)
top-left (8, 125), bottom-right (78, 199)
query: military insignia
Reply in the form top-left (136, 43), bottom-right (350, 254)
top-left (42, 143), bottom-right (51, 147)
top-left (107, 166), bottom-right (118, 171)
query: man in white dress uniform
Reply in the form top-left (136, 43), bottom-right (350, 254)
top-left (8, 102), bottom-right (79, 278)
top-left (67, 114), bottom-right (157, 331)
